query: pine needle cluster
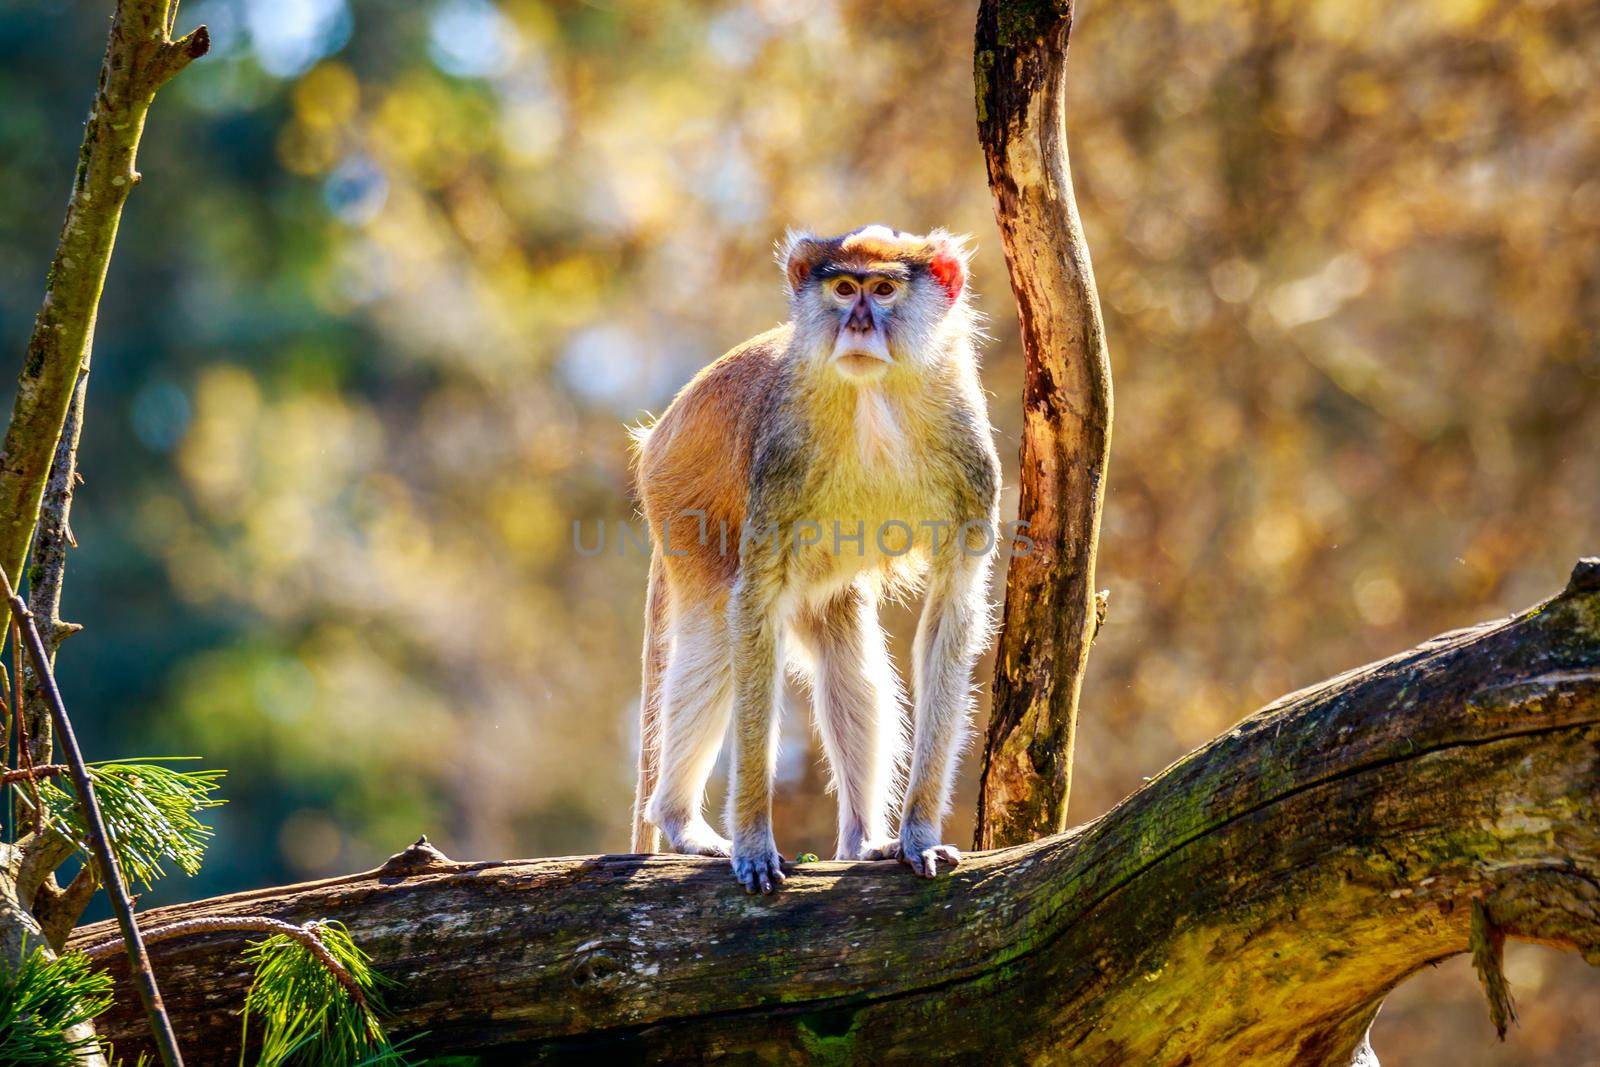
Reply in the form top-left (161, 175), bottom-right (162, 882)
top-left (0, 950), bottom-right (114, 1066)
top-left (240, 922), bottom-right (410, 1067)
top-left (30, 759), bottom-right (226, 889)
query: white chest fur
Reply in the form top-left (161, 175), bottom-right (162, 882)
top-left (853, 384), bottom-right (909, 466)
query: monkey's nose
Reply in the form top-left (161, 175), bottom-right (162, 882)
top-left (847, 302), bottom-right (874, 331)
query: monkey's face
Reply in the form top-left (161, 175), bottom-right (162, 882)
top-left (781, 225), bottom-right (972, 381)
top-left (817, 269), bottom-right (903, 379)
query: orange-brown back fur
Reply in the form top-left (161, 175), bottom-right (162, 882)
top-left (634, 325), bottom-right (791, 605)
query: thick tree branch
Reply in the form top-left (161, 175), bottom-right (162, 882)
top-left (77, 563), bottom-right (1600, 1065)
top-left (974, 0), bottom-right (1114, 848)
top-left (0, 0), bottom-right (206, 643)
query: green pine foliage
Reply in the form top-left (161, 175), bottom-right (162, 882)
top-left (0, 950), bottom-right (113, 1066)
top-left (31, 759), bottom-right (226, 889)
top-left (18, 762), bottom-right (415, 1062)
top-left (239, 921), bottom-right (409, 1067)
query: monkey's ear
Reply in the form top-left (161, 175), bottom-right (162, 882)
top-left (927, 231), bottom-right (972, 302)
top-left (779, 230), bottom-right (825, 294)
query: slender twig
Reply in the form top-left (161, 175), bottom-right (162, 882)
top-left (12, 619), bottom-right (44, 828)
top-left (0, 763), bottom-right (65, 786)
top-left (0, 564), bottom-right (184, 1066)
top-left (21, 368), bottom-right (90, 779)
top-left (79, 916), bottom-right (370, 1009)
top-left (0, 661), bottom-right (8, 774)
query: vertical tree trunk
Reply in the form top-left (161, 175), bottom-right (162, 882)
top-left (974, 0), bottom-right (1113, 849)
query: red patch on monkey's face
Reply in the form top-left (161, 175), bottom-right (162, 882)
top-left (929, 250), bottom-right (965, 301)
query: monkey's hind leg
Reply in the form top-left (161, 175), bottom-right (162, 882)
top-left (868, 551), bottom-right (992, 878)
top-left (644, 601), bottom-right (734, 857)
top-left (793, 586), bottom-right (905, 862)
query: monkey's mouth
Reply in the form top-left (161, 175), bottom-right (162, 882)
top-left (835, 351), bottom-right (891, 378)
top-left (831, 333), bottom-right (893, 379)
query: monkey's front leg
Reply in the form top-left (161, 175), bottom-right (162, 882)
top-left (726, 575), bottom-right (788, 894)
top-left (871, 552), bottom-right (992, 877)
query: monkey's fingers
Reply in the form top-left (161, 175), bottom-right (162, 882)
top-left (909, 844), bottom-right (963, 878)
top-left (731, 851), bottom-right (788, 895)
top-left (861, 838), bottom-right (903, 862)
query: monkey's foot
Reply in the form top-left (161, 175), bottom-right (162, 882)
top-left (835, 834), bottom-right (892, 861)
top-left (730, 833), bottom-right (787, 895)
top-left (664, 820), bottom-right (732, 858)
top-left (864, 833), bottom-right (962, 878)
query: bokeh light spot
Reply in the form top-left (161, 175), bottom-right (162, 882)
top-left (429, 0), bottom-right (520, 79)
top-left (247, 0), bottom-right (353, 78)
top-left (323, 154), bottom-right (389, 225)
top-left (130, 379), bottom-right (193, 453)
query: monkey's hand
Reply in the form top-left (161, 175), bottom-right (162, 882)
top-left (864, 823), bottom-right (962, 878)
top-left (729, 830), bottom-right (787, 895)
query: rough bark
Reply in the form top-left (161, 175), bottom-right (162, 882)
top-left (974, 0), bottom-right (1114, 849)
top-left (76, 563), bottom-right (1600, 1065)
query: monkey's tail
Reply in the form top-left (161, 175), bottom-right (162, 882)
top-left (631, 547), bottom-right (668, 853)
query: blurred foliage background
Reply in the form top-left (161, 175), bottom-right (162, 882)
top-left (1, 0), bottom-right (1597, 1060)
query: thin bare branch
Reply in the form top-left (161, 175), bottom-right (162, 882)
top-left (0, 763), bottom-right (65, 786)
top-left (0, 564), bottom-right (184, 1067)
top-left (21, 368), bottom-right (90, 784)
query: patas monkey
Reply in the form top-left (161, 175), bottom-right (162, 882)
top-left (631, 225), bottom-right (999, 893)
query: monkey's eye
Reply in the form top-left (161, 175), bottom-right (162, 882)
top-left (832, 280), bottom-right (858, 299)
top-left (873, 281), bottom-right (897, 298)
